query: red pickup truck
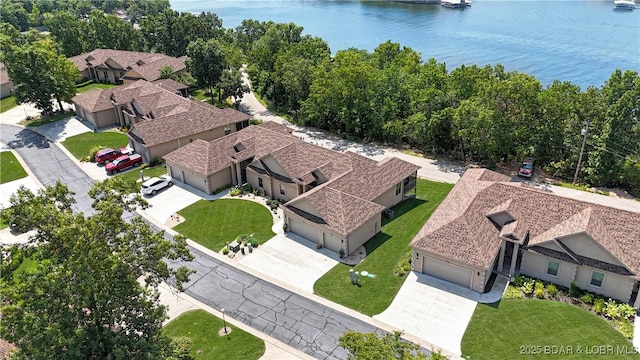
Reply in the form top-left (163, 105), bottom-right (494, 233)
top-left (105, 154), bottom-right (143, 174)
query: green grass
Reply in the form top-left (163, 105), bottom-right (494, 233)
top-left (175, 199), bottom-right (275, 251)
top-left (556, 181), bottom-right (610, 196)
top-left (62, 131), bottom-right (128, 160)
top-left (0, 95), bottom-right (17, 113)
top-left (20, 111), bottom-right (76, 127)
top-left (462, 299), bottom-right (639, 360)
top-left (313, 179), bottom-right (453, 316)
top-left (76, 82), bottom-right (117, 93)
top-left (119, 165), bottom-right (168, 189)
top-left (0, 151), bottom-right (28, 184)
top-left (163, 310), bottom-right (265, 360)
top-left (13, 258), bottom-right (38, 280)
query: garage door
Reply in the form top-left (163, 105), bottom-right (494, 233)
top-left (183, 171), bottom-right (206, 193)
top-left (323, 232), bottom-right (341, 253)
top-left (289, 219), bottom-right (319, 243)
top-left (422, 256), bottom-right (473, 289)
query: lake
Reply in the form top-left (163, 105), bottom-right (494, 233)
top-left (170, 0), bottom-right (640, 88)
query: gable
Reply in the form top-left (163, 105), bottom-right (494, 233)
top-left (124, 69), bottom-right (144, 80)
top-left (261, 155), bottom-right (291, 179)
top-left (537, 241), bottom-right (565, 253)
top-left (289, 197), bottom-right (322, 218)
top-left (105, 58), bottom-right (124, 70)
top-left (560, 233), bottom-right (627, 268)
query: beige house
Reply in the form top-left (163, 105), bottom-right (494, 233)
top-left (72, 80), bottom-right (249, 162)
top-left (411, 168), bottom-right (640, 307)
top-left (69, 49), bottom-right (186, 85)
top-left (164, 122), bottom-right (419, 255)
top-left (0, 62), bottom-right (14, 99)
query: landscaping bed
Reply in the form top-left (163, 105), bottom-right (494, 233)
top-left (462, 298), bottom-right (639, 360)
top-left (506, 275), bottom-right (636, 339)
top-left (163, 309), bottom-right (265, 360)
top-left (313, 179), bottom-right (453, 316)
top-left (174, 199), bottom-right (275, 252)
top-left (0, 151), bottom-right (27, 184)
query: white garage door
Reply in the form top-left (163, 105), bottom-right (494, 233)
top-left (422, 256), bottom-right (473, 289)
top-left (183, 172), bottom-right (206, 193)
top-left (323, 232), bottom-right (341, 253)
top-left (289, 219), bottom-right (319, 243)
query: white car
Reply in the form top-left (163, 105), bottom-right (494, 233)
top-left (141, 176), bottom-right (173, 195)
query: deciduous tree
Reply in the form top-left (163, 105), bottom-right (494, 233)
top-left (0, 178), bottom-right (194, 359)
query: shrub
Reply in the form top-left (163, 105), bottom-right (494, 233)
top-left (249, 119), bottom-right (262, 125)
top-left (140, 163), bottom-right (148, 169)
top-left (612, 319), bottom-right (634, 339)
top-left (513, 275), bottom-right (526, 287)
top-left (250, 241), bottom-right (259, 248)
top-left (604, 298), bottom-right (621, 319)
top-left (393, 259), bottom-right (411, 277)
top-left (242, 183), bottom-right (252, 192)
top-left (534, 281), bottom-right (545, 299)
top-left (617, 303), bottom-right (636, 320)
top-left (593, 298), bottom-right (605, 315)
top-left (229, 186), bottom-right (243, 196)
top-left (222, 246), bottom-right (229, 255)
top-left (87, 145), bottom-right (105, 162)
top-left (546, 283), bottom-right (558, 298)
top-left (569, 281), bottom-right (582, 297)
top-left (149, 157), bottom-right (165, 167)
top-left (520, 279), bottom-right (534, 295)
top-left (504, 285), bottom-right (523, 299)
top-left (579, 292), bottom-right (594, 305)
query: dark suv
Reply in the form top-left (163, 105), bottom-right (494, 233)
top-left (518, 157), bottom-right (535, 178)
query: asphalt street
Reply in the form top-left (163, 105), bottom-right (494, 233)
top-left (0, 123), bottom-right (385, 360)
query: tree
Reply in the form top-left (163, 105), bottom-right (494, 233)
top-left (88, 10), bottom-right (140, 51)
top-left (3, 38), bottom-right (79, 117)
top-left (186, 38), bottom-right (227, 104)
top-left (0, 178), bottom-right (194, 359)
top-left (339, 330), bottom-right (447, 360)
top-left (218, 68), bottom-right (249, 105)
top-left (45, 11), bottom-right (91, 57)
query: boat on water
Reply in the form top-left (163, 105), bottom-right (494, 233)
top-left (613, 0), bottom-right (635, 10)
top-left (441, 0), bottom-right (471, 8)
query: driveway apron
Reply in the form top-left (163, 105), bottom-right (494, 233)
top-left (0, 124), bottom-right (383, 360)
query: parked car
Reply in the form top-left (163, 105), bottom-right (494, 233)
top-left (95, 147), bottom-right (133, 164)
top-left (141, 176), bottom-right (173, 196)
top-left (518, 157), bottom-right (535, 178)
top-left (105, 154), bottom-right (143, 174)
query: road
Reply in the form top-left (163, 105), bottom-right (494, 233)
top-left (0, 123), bottom-right (384, 360)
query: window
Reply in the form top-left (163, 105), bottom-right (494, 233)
top-left (103, 71), bottom-right (109, 80)
top-left (546, 261), bottom-right (560, 277)
top-left (224, 125), bottom-right (231, 135)
top-left (590, 271), bottom-right (605, 288)
top-left (258, 177), bottom-right (263, 188)
top-left (279, 184), bottom-right (285, 196)
top-left (395, 182), bottom-right (402, 195)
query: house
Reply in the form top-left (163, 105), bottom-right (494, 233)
top-left (0, 62), bottom-right (14, 99)
top-left (163, 122), bottom-right (419, 255)
top-left (69, 49), bottom-right (186, 85)
top-left (411, 168), bottom-right (640, 307)
top-left (72, 80), bottom-right (249, 162)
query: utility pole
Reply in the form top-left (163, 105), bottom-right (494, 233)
top-left (573, 121), bottom-right (589, 185)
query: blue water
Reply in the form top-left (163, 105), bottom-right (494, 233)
top-left (170, 0), bottom-right (639, 88)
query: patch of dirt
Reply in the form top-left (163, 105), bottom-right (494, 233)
top-left (165, 213), bottom-right (184, 228)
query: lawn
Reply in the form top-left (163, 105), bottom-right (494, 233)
top-left (313, 179), bottom-right (453, 316)
top-left (174, 199), bottom-right (275, 251)
top-left (0, 95), bottom-right (17, 113)
top-left (76, 82), bottom-right (117, 93)
top-left (62, 131), bottom-right (128, 160)
top-left (119, 165), bottom-right (167, 188)
top-left (0, 151), bottom-right (28, 184)
top-left (163, 310), bottom-right (265, 360)
top-left (461, 299), bottom-right (639, 359)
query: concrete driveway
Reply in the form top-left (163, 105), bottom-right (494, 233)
top-left (374, 272), bottom-right (478, 356)
top-left (238, 233), bottom-right (340, 294)
top-left (140, 183), bottom-right (203, 225)
top-left (34, 116), bottom-right (91, 142)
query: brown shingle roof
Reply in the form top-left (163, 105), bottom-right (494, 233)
top-left (125, 56), bottom-right (186, 82)
top-left (411, 169), bottom-right (640, 277)
top-left (286, 186), bottom-right (385, 236)
top-left (164, 122), bottom-right (419, 236)
top-left (69, 49), bottom-right (179, 75)
top-left (0, 62), bottom-right (10, 85)
top-left (71, 88), bottom-right (117, 112)
top-left (152, 78), bottom-right (188, 94)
